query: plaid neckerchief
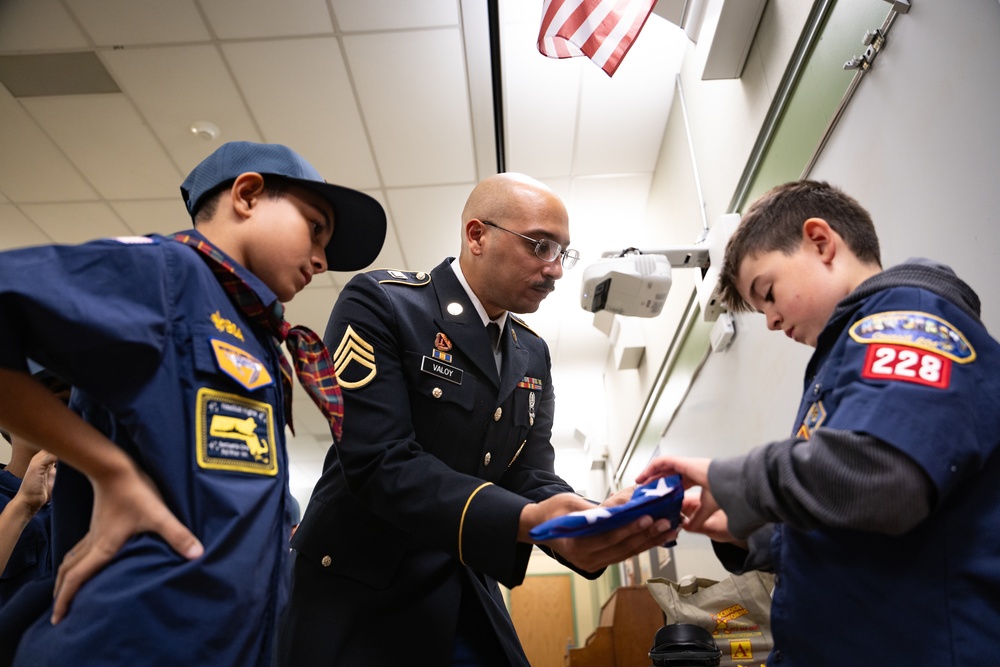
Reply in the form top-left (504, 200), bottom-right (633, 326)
top-left (172, 233), bottom-right (343, 441)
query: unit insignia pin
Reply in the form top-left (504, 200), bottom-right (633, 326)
top-left (432, 332), bottom-right (453, 363)
top-left (435, 332), bottom-right (452, 352)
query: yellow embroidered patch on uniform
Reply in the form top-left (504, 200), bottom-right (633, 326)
top-left (796, 401), bottom-right (826, 439)
top-left (333, 324), bottom-right (377, 389)
top-left (210, 339), bottom-right (273, 390)
top-left (210, 311), bottom-right (244, 341)
top-left (195, 388), bottom-right (277, 476)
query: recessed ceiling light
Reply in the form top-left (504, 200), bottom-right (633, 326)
top-left (190, 121), bottom-right (221, 141)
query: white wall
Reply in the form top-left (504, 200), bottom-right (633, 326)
top-left (810, 0), bottom-right (1000, 332)
top-left (657, 0), bottom-right (1000, 581)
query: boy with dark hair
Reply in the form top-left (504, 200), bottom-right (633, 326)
top-left (0, 141), bottom-right (386, 666)
top-left (639, 180), bottom-right (1000, 665)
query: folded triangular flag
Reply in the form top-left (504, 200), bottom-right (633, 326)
top-left (530, 475), bottom-right (682, 542)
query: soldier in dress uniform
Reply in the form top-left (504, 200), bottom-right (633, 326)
top-left (279, 173), bottom-right (677, 667)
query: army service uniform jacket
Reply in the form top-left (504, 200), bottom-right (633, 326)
top-left (283, 259), bottom-right (584, 667)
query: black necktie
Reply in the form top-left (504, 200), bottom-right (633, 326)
top-left (486, 322), bottom-right (501, 353)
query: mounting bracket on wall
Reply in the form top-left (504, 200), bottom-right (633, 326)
top-left (844, 0), bottom-right (909, 70)
top-left (801, 0), bottom-right (911, 178)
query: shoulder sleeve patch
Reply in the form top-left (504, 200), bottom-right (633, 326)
top-left (848, 310), bottom-right (975, 363)
top-left (370, 268), bottom-right (431, 287)
top-left (510, 315), bottom-right (539, 337)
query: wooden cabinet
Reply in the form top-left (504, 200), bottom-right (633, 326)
top-left (566, 586), bottom-right (664, 667)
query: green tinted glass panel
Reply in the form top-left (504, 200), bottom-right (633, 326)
top-left (744, 0), bottom-right (891, 205)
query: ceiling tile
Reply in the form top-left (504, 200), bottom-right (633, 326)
top-left (502, 18), bottom-right (581, 179)
top-left (109, 199), bottom-right (189, 236)
top-left (0, 205), bottom-right (50, 251)
top-left (200, 0), bottom-right (333, 39)
top-left (22, 94), bottom-right (182, 200)
top-left (19, 202), bottom-right (132, 245)
top-left (222, 37), bottom-right (379, 189)
top-left (499, 0), bottom-right (544, 25)
top-left (385, 183), bottom-right (474, 271)
top-left (0, 88), bottom-right (99, 203)
top-left (568, 174), bottom-right (654, 258)
top-left (331, 0), bottom-right (459, 32)
top-left (573, 18), bottom-right (684, 175)
top-left (65, 0), bottom-right (211, 46)
top-left (459, 0), bottom-right (499, 181)
top-left (0, 0), bottom-right (89, 52)
top-left (652, 0), bottom-right (688, 26)
top-left (101, 45), bottom-right (262, 171)
top-left (344, 29), bottom-right (476, 187)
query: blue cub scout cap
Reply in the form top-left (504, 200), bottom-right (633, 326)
top-left (180, 141), bottom-right (386, 272)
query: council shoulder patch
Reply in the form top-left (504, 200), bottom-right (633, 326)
top-left (195, 388), bottom-right (277, 476)
top-left (848, 310), bottom-right (975, 363)
top-left (333, 324), bottom-right (377, 389)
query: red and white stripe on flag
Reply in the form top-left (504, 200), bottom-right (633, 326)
top-left (537, 0), bottom-right (658, 77)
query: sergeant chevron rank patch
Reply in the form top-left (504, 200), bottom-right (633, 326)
top-left (333, 324), bottom-right (377, 389)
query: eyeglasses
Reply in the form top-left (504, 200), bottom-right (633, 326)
top-left (481, 220), bottom-right (580, 269)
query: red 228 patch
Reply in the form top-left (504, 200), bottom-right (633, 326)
top-left (861, 343), bottom-right (951, 389)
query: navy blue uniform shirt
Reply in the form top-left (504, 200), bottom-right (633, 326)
top-left (771, 270), bottom-right (1000, 666)
top-left (0, 233), bottom-right (293, 666)
top-left (0, 469), bottom-right (52, 607)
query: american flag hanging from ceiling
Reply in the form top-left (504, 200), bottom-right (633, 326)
top-left (536, 0), bottom-right (659, 77)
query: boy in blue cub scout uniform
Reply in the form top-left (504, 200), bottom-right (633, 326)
top-left (279, 173), bottom-right (678, 667)
top-left (0, 141), bottom-right (386, 666)
top-left (0, 437), bottom-right (56, 605)
top-left (0, 370), bottom-right (67, 609)
top-left (638, 180), bottom-right (1000, 666)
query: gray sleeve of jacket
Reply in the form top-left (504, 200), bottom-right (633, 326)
top-left (709, 428), bottom-right (934, 540)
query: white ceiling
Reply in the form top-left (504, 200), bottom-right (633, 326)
top-left (0, 0), bottom-right (688, 499)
